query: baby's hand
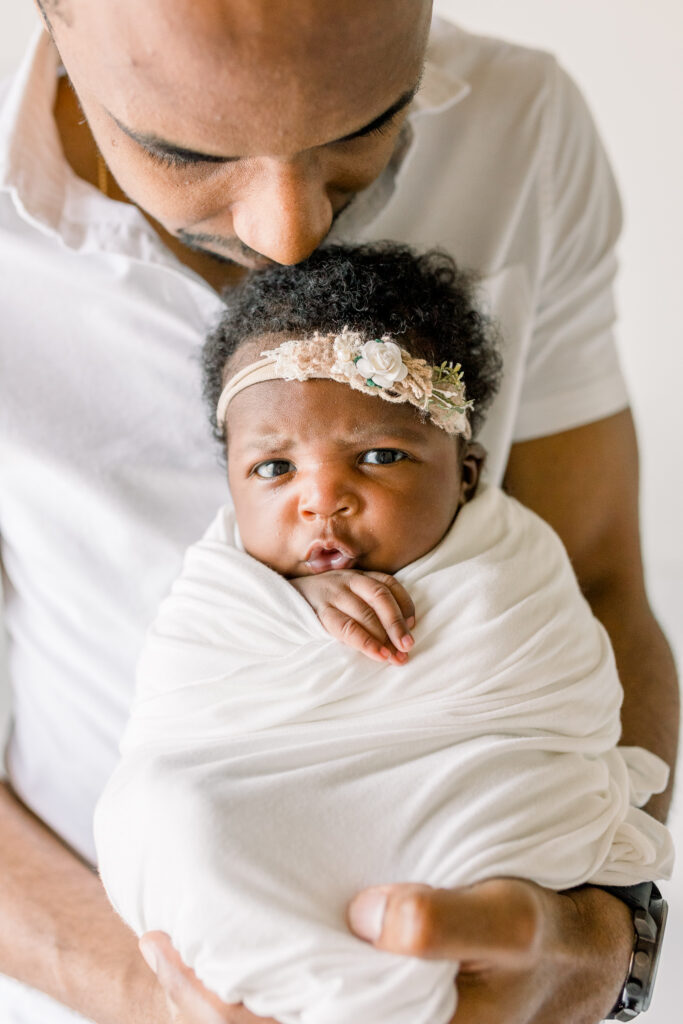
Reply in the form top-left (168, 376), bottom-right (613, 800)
top-left (291, 570), bottom-right (415, 665)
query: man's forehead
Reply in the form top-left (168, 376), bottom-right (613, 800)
top-left (62, 2), bottom-right (431, 83)
top-left (59, 0), bottom-right (431, 153)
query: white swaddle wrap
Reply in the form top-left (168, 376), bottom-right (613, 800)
top-left (95, 485), bottom-right (673, 1024)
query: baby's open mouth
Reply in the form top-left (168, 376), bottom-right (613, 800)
top-left (305, 541), bottom-right (358, 574)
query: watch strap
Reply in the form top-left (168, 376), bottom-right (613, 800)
top-left (595, 882), bottom-right (667, 1020)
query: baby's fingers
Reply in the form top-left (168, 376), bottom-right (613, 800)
top-left (317, 603), bottom-right (400, 664)
top-left (350, 573), bottom-right (415, 654)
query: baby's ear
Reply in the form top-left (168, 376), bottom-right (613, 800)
top-left (460, 441), bottom-right (486, 503)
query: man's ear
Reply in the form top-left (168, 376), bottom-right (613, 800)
top-left (459, 441), bottom-right (486, 504)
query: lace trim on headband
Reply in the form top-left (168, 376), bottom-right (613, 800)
top-left (216, 329), bottom-right (473, 438)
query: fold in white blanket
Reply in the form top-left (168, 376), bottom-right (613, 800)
top-left (95, 485), bottom-right (673, 1024)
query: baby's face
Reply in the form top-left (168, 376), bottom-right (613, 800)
top-left (226, 377), bottom-right (481, 577)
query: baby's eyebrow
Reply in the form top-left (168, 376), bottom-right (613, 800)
top-left (347, 425), bottom-right (428, 444)
top-left (236, 433), bottom-right (291, 452)
top-left (232, 425), bottom-right (430, 454)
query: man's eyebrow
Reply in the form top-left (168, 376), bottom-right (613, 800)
top-left (106, 79), bottom-right (421, 164)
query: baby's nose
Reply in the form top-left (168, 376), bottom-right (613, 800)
top-left (298, 473), bottom-right (359, 520)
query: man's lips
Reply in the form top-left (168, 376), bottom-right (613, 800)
top-left (304, 540), bottom-right (359, 574)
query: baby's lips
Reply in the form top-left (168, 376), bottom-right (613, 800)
top-left (306, 548), bottom-right (357, 573)
top-left (304, 540), bottom-right (358, 574)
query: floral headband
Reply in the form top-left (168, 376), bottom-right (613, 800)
top-left (216, 329), bottom-right (474, 439)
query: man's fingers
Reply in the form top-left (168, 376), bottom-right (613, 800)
top-left (349, 573), bottom-right (415, 651)
top-left (140, 931), bottom-right (231, 1022)
top-left (139, 932), bottom-right (278, 1024)
top-left (347, 880), bottom-right (544, 969)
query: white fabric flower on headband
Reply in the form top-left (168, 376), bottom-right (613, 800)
top-left (353, 340), bottom-right (409, 389)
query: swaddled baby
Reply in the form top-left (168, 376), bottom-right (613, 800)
top-left (95, 244), bottom-right (673, 1024)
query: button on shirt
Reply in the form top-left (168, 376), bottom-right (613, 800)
top-left (0, 18), bottom-right (628, 1021)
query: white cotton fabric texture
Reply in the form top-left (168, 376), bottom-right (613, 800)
top-left (94, 486), bottom-right (673, 1024)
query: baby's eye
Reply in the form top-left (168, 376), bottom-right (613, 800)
top-left (252, 459), bottom-right (295, 479)
top-left (359, 449), bottom-right (408, 466)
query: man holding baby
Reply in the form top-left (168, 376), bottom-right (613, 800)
top-left (0, 1), bottom-right (677, 1023)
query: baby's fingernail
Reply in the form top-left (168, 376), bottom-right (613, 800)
top-left (401, 634), bottom-right (414, 651)
top-left (139, 940), bottom-right (158, 976)
top-left (379, 647), bottom-right (391, 659)
top-left (393, 651), bottom-right (408, 664)
top-left (348, 889), bottom-right (388, 942)
top-left (406, 615), bottom-right (415, 628)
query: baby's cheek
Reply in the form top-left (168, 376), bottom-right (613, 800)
top-left (241, 518), bottom-right (297, 575)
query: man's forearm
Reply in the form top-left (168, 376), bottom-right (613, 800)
top-left (0, 780), bottom-right (166, 1024)
top-left (586, 590), bottom-right (679, 822)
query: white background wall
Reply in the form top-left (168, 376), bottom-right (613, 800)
top-left (1, 3), bottom-right (681, 1021)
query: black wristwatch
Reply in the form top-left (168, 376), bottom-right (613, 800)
top-left (596, 882), bottom-right (668, 1020)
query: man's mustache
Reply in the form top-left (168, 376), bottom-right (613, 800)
top-left (175, 230), bottom-right (271, 267)
top-left (175, 199), bottom-right (354, 267)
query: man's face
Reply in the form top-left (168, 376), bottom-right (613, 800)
top-left (48, 0), bottom-right (432, 268)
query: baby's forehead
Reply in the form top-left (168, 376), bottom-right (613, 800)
top-left (225, 376), bottom-right (457, 456)
top-left (222, 333), bottom-right (285, 383)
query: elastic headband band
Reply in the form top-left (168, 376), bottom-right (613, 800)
top-left (215, 357), bottom-right (320, 425)
top-left (215, 329), bottom-right (473, 438)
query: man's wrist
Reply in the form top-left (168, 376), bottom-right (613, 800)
top-left (539, 885), bottom-right (635, 1024)
top-left (593, 883), bottom-right (668, 1021)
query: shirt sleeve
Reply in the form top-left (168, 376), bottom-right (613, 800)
top-left (512, 60), bottom-right (630, 442)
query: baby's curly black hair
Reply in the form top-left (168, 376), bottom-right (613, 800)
top-left (203, 242), bottom-right (502, 440)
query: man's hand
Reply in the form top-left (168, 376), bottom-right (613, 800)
top-left (140, 880), bottom-right (634, 1024)
top-left (140, 932), bottom-right (279, 1024)
top-left (347, 879), bottom-right (634, 1024)
top-left (291, 569), bottom-right (415, 665)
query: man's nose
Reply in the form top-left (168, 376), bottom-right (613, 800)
top-left (298, 468), bottom-right (360, 520)
top-left (231, 157), bottom-right (334, 266)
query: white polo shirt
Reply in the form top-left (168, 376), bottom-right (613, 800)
top-left (0, 18), bottom-right (628, 1022)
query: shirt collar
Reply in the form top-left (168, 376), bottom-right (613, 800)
top-left (0, 29), bottom-right (176, 260)
top-left (412, 47), bottom-right (470, 115)
top-left (0, 23), bottom-right (470, 252)
top-left (0, 29), bottom-right (70, 233)
top-left (327, 30), bottom-right (471, 237)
